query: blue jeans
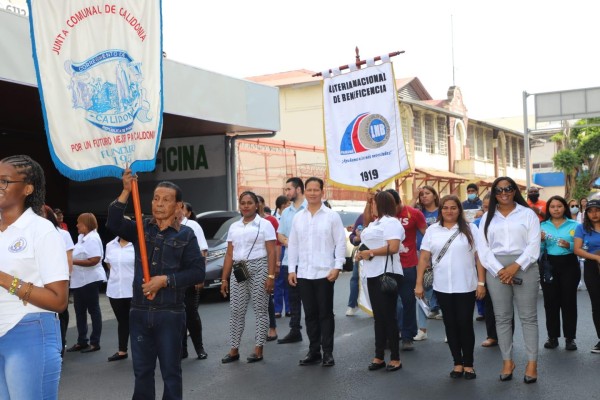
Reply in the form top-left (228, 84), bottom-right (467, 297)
top-left (0, 312), bottom-right (62, 399)
top-left (274, 265), bottom-right (290, 314)
top-left (347, 260), bottom-right (359, 308)
top-left (130, 308), bottom-right (186, 400)
top-left (396, 266), bottom-right (417, 340)
top-left (73, 280), bottom-right (102, 346)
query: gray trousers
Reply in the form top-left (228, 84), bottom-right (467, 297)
top-left (486, 255), bottom-right (539, 362)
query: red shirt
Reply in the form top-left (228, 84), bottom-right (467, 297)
top-left (396, 206), bottom-right (427, 268)
top-left (264, 215), bottom-right (280, 245)
top-left (527, 199), bottom-right (547, 222)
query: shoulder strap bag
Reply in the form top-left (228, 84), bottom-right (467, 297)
top-left (232, 221), bottom-right (261, 283)
top-left (423, 229), bottom-right (461, 289)
top-left (379, 244), bottom-right (398, 295)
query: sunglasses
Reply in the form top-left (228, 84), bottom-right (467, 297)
top-left (494, 186), bottom-right (515, 195)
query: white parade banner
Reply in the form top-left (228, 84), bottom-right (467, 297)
top-left (323, 61), bottom-right (410, 189)
top-left (28, 0), bottom-right (163, 180)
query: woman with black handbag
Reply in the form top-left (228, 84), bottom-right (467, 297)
top-left (415, 195), bottom-right (485, 380)
top-left (220, 191), bottom-right (277, 363)
top-left (355, 191), bottom-right (405, 372)
top-left (540, 196), bottom-right (580, 351)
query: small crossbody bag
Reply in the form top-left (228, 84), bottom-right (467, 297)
top-left (232, 222), bottom-right (260, 283)
top-left (423, 230), bottom-right (460, 289)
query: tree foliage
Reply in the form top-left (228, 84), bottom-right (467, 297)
top-left (551, 118), bottom-right (600, 199)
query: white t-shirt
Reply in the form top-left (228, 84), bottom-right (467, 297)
top-left (58, 229), bottom-right (75, 252)
top-left (70, 229), bottom-right (106, 288)
top-left (104, 237), bottom-right (135, 299)
top-left (182, 217), bottom-right (208, 251)
top-left (421, 222), bottom-right (479, 293)
top-left (360, 216), bottom-right (405, 278)
top-left (227, 215), bottom-right (276, 261)
top-left (0, 208), bottom-right (69, 337)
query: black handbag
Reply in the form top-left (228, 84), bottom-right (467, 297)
top-left (380, 244), bottom-right (398, 296)
top-left (232, 223), bottom-right (260, 283)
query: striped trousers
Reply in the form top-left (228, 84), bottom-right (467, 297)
top-left (229, 257), bottom-right (270, 348)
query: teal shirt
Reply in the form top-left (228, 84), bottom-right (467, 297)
top-left (540, 218), bottom-right (579, 255)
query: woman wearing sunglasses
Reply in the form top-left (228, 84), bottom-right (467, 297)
top-left (476, 177), bottom-right (541, 384)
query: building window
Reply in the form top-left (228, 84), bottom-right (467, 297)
top-left (476, 127), bottom-right (485, 159)
top-left (424, 114), bottom-right (435, 153)
top-left (437, 117), bottom-right (447, 155)
top-left (519, 139), bottom-right (525, 168)
top-left (466, 126), bottom-right (474, 158)
top-left (413, 111), bottom-right (423, 152)
top-left (512, 137), bottom-right (519, 168)
top-left (485, 130), bottom-right (493, 160)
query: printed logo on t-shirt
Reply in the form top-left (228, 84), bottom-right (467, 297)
top-left (8, 238), bottom-right (27, 253)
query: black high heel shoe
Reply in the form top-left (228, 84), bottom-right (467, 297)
top-left (500, 363), bottom-right (516, 381)
top-left (524, 375), bottom-right (537, 384)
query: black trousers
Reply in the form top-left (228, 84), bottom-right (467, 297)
top-left (483, 288), bottom-right (497, 340)
top-left (59, 309), bottom-right (69, 351)
top-left (282, 265), bottom-right (302, 332)
top-left (367, 273), bottom-right (403, 361)
top-left (183, 286), bottom-right (203, 354)
top-left (109, 297), bottom-right (131, 352)
top-left (268, 295), bottom-right (276, 329)
top-left (541, 253), bottom-right (580, 339)
top-left (298, 278), bottom-right (334, 355)
top-left (435, 291), bottom-right (476, 368)
top-left (584, 259), bottom-right (600, 338)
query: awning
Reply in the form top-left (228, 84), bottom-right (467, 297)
top-left (413, 168), bottom-right (467, 195)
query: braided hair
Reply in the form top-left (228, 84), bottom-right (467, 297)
top-left (0, 155), bottom-right (45, 215)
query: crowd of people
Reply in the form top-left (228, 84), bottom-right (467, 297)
top-left (2, 153), bottom-right (600, 399)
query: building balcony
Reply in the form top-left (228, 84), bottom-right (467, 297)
top-left (454, 158), bottom-right (496, 179)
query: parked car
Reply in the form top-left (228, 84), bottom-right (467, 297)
top-left (197, 211), bottom-right (240, 289)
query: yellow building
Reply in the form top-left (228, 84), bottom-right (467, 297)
top-left (246, 69), bottom-right (530, 203)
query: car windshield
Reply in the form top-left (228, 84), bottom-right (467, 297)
top-left (213, 216), bottom-right (240, 240)
top-left (336, 210), bottom-right (361, 227)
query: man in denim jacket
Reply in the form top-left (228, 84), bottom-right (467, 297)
top-left (107, 169), bottom-right (204, 400)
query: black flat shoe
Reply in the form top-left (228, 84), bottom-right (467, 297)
top-left (107, 352), bottom-right (128, 362)
top-left (386, 363), bottom-right (402, 372)
top-left (464, 370), bottom-right (476, 380)
top-left (197, 348), bottom-right (208, 360)
top-left (221, 353), bottom-right (240, 364)
top-left (524, 375), bottom-right (537, 384)
top-left (266, 335), bottom-right (278, 342)
top-left (299, 352), bottom-right (321, 366)
top-left (66, 343), bottom-right (89, 352)
top-left (450, 370), bottom-right (464, 379)
top-left (81, 345), bottom-right (100, 353)
top-left (278, 332), bottom-right (302, 344)
top-left (368, 361), bottom-right (386, 371)
top-left (565, 339), bottom-right (578, 351)
top-left (247, 353), bottom-right (264, 363)
top-left (322, 353), bottom-right (335, 367)
top-left (544, 337), bottom-right (559, 349)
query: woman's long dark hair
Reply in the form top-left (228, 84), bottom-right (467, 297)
top-left (438, 195), bottom-right (475, 250)
top-left (183, 202), bottom-right (196, 220)
top-left (483, 176), bottom-right (529, 241)
top-left (544, 196), bottom-right (571, 222)
top-left (416, 185), bottom-right (439, 211)
top-left (583, 206), bottom-right (599, 233)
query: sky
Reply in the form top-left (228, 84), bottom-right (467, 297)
top-left (162, 0), bottom-right (599, 121)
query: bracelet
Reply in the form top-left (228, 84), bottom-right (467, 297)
top-left (267, 274), bottom-right (275, 280)
top-left (8, 277), bottom-right (19, 295)
top-left (477, 282), bottom-right (485, 287)
top-left (21, 282), bottom-right (34, 306)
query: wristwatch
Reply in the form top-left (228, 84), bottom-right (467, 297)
top-left (267, 274), bottom-right (275, 280)
top-left (369, 251), bottom-right (375, 260)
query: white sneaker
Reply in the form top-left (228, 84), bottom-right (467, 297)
top-left (345, 307), bottom-right (359, 316)
top-left (413, 330), bottom-right (428, 341)
top-left (427, 310), bottom-right (439, 319)
top-left (435, 312), bottom-right (444, 320)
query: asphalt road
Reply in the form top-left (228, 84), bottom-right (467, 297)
top-left (60, 273), bottom-right (600, 400)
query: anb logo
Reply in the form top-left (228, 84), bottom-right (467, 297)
top-left (340, 113), bottom-right (390, 155)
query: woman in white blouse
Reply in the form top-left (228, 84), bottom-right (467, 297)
top-left (220, 191), bottom-right (277, 364)
top-left (477, 177), bottom-right (541, 384)
top-left (104, 235), bottom-right (134, 361)
top-left (67, 213), bottom-right (106, 354)
top-left (356, 191), bottom-right (405, 372)
top-left (415, 195), bottom-right (485, 380)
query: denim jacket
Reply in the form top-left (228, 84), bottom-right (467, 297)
top-left (106, 200), bottom-right (205, 310)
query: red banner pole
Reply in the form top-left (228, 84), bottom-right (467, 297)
top-left (131, 179), bottom-right (151, 285)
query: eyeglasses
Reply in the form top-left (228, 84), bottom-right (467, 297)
top-left (0, 179), bottom-right (25, 190)
top-left (494, 186), bottom-right (515, 195)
